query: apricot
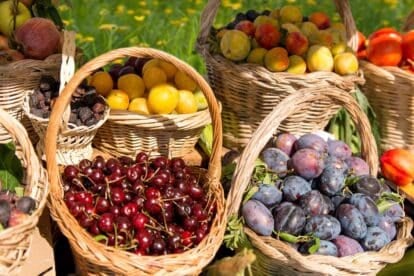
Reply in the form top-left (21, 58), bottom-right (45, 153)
top-left (307, 45), bottom-right (334, 72)
top-left (255, 23), bottom-right (281, 50)
top-left (285, 31), bottom-right (309, 56)
top-left (264, 47), bottom-right (289, 72)
top-left (279, 5), bottom-right (302, 25)
top-left (334, 52), bottom-right (359, 75)
top-left (309, 11), bottom-right (331, 30)
top-left (331, 42), bottom-right (347, 56)
top-left (269, 8), bottom-right (280, 19)
top-left (0, 35), bottom-right (9, 50)
top-left (281, 23), bottom-right (301, 33)
top-left (247, 48), bottom-right (268, 65)
top-left (220, 30), bottom-right (251, 61)
top-left (253, 15), bottom-right (279, 29)
top-left (300, 21), bottom-right (319, 38)
top-left (235, 20), bottom-right (256, 37)
top-left (286, 55), bottom-right (307, 74)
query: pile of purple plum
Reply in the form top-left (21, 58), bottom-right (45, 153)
top-left (242, 132), bottom-right (404, 257)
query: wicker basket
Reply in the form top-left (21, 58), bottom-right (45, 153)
top-left (44, 46), bottom-right (226, 275)
top-left (226, 87), bottom-right (413, 275)
top-left (91, 48), bottom-right (212, 158)
top-left (359, 12), bottom-right (414, 152)
top-left (0, 108), bottom-right (48, 275)
top-left (22, 31), bottom-right (109, 165)
top-left (197, 0), bottom-right (364, 150)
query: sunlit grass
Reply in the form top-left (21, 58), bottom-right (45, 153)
top-left (59, 0), bottom-right (414, 73)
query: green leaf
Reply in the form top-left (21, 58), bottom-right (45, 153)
top-left (242, 186), bottom-right (258, 205)
top-left (308, 237), bottom-right (321, 254)
top-left (198, 124), bottom-right (213, 157)
top-left (14, 187), bottom-right (24, 197)
top-left (0, 143), bottom-right (23, 191)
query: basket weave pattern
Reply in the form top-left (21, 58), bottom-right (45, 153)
top-left (44, 47), bottom-right (225, 275)
top-left (197, 0), bottom-right (364, 149)
top-left (226, 87), bottom-right (413, 275)
top-left (0, 108), bottom-right (48, 275)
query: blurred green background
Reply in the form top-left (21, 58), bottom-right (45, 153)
top-left (58, 0), bottom-right (414, 73)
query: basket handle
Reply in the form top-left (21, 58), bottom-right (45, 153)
top-left (225, 87), bottom-right (378, 217)
top-left (59, 30), bottom-right (77, 129)
top-left (197, 0), bottom-right (358, 54)
top-left (403, 10), bottom-right (414, 32)
top-left (0, 108), bottom-right (40, 195)
top-left (45, 47), bottom-right (223, 189)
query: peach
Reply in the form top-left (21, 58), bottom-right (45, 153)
top-left (300, 21), bottom-right (319, 38)
top-left (264, 47), bottom-right (289, 72)
top-left (334, 52), bottom-right (359, 75)
top-left (247, 48), bottom-right (268, 65)
top-left (220, 30), bottom-right (251, 61)
top-left (281, 23), bottom-right (301, 33)
top-left (255, 23), bottom-right (281, 50)
top-left (279, 5), bottom-right (303, 24)
top-left (235, 20), bottom-right (256, 37)
top-left (286, 55), bottom-right (307, 74)
top-left (0, 35), bottom-right (9, 50)
top-left (253, 15), bottom-right (279, 29)
top-left (310, 30), bottom-right (334, 48)
top-left (309, 11), bottom-right (331, 30)
top-left (285, 31), bottom-right (309, 56)
top-left (307, 45), bottom-right (334, 72)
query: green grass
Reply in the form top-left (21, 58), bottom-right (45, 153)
top-left (59, 0), bottom-right (414, 73)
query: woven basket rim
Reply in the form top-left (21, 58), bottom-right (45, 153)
top-left (360, 60), bottom-right (414, 79)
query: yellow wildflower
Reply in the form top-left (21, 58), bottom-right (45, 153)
top-left (164, 8), bottom-right (173, 15)
top-left (58, 4), bottom-right (69, 12)
top-left (99, 24), bottom-right (118, 31)
top-left (134, 16), bottom-right (145, 22)
top-left (115, 5), bottom-right (125, 15)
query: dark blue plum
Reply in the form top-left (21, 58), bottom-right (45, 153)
top-left (289, 149), bottom-right (325, 180)
top-left (361, 226), bottom-right (391, 251)
top-left (304, 215), bottom-right (341, 240)
top-left (333, 235), bottom-right (364, 257)
top-left (298, 190), bottom-right (331, 216)
top-left (331, 195), bottom-right (347, 209)
top-left (299, 240), bottom-right (338, 257)
top-left (252, 183), bottom-right (283, 207)
top-left (324, 156), bottom-right (348, 174)
top-left (354, 176), bottom-right (381, 198)
top-left (282, 176), bottom-right (311, 202)
top-left (261, 148), bottom-right (289, 177)
top-left (378, 215), bottom-right (397, 241)
top-left (346, 157), bottom-right (370, 176)
top-left (384, 203), bottom-right (404, 223)
top-left (336, 204), bottom-right (367, 240)
top-left (319, 166), bottom-right (345, 196)
top-left (327, 139), bottom-right (352, 160)
top-left (294, 134), bottom-right (328, 153)
top-left (273, 202), bottom-right (306, 236)
top-left (349, 193), bottom-right (379, 226)
top-left (242, 200), bottom-right (274, 236)
top-left (273, 133), bottom-right (297, 156)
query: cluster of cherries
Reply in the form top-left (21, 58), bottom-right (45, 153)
top-left (62, 152), bottom-right (215, 256)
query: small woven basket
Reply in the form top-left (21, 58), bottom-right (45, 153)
top-left (0, 108), bottom-right (48, 275)
top-left (22, 31), bottom-right (109, 165)
top-left (0, 52), bottom-right (61, 145)
top-left (359, 12), bottom-right (414, 152)
top-left (226, 87), bottom-right (413, 275)
top-left (44, 46), bottom-right (226, 275)
top-left (92, 48), bottom-right (211, 158)
top-left (197, 0), bottom-right (364, 150)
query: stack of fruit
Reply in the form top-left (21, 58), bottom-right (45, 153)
top-left (0, 0), bottom-right (62, 64)
top-left (28, 75), bottom-right (108, 127)
top-left (61, 152), bottom-right (216, 255)
top-left (88, 57), bottom-right (208, 115)
top-left (239, 132), bottom-right (403, 257)
top-left (357, 28), bottom-right (414, 73)
top-left (214, 5), bottom-right (359, 75)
